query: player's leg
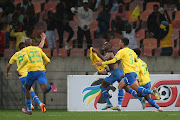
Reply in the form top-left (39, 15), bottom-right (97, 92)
top-left (143, 82), bottom-right (162, 112)
top-left (100, 80), bottom-right (112, 110)
top-left (29, 87), bottom-right (43, 108)
top-left (126, 72), bottom-right (160, 100)
top-left (101, 69), bottom-right (123, 110)
top-left (145, 95), bottom-right (162, 112)
top-left (22, 84), bottom-right (33, 115)
top-left (38, 71), bottom-right (57, 94)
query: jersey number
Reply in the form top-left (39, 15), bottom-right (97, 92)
top-left (18, 56), bottom-right (23, 65)
top-left (142, 64), bottom-right (147, 75)
top-left (129, 54), bottom-right (133, 65)
top-left (29, 51), bottom-right (41, 63)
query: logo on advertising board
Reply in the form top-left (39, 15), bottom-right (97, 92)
top-left (82, 78), bottom-right (116, 109)
top-left (122, 80), bottom-right (180, 107)
top-left (82, 79), bottom-right (180, 109)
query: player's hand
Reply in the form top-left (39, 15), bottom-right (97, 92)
top-left (5, 73), bottom-right (11, 79)
top-left (94, 61), bottom-right (102, 66)
top-left (40, 32), bottom-right (46, 40)
top-left (17, 71), bottom-right (22, 77)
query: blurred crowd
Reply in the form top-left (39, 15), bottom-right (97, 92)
top-left (0, 0), bottom-right (180, 57)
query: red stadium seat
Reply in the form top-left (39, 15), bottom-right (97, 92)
top-left (110, 38), bottom-right (120, 49)
top-left (146, 2), bottom-right (160, 12)
top-left (70, 48), bottom-right (84, 56)
top-left (143, 38), bottom-right (157, 56)
top-left (141, 11), bottom-right (151, 21)
top-left (136, 29), bottom-right (145, 41)
top-left (172, 20), bottom-right (180, 30)
top-left (172, 29), bottom-right (179, 40)
top-left (154, 47), bottom-right (161, 56)
top-left (44, 3), bottom-right (58, 13)
top-left (175, 11), bottom-right (180, 20)
top-left (32, 3), bottom-right (41, 14)
top-left (58, 48), bottom-right (67, 57)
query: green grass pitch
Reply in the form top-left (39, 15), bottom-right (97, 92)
top-left (0, 110), bottom-right (180, 120)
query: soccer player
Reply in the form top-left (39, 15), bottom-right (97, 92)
top-left (92, 42), bottom-right (124, 111)
top-left (6, 33), bottom-right (47, 111)
top-left (133, 49), bottom-right (163, 112)
top-left (6, 42), bottom-right (44, 111)
top-left (17, 38), bottom-right (57, 115)
top-left (94, 38), bottom-right (160, 110)
top-left (93, 42), bottom-right (145, 111)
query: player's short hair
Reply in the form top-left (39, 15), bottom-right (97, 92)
top-left (25, 38), bottom-right (32, 46)
top-left (121, 38), bottom-right (129, 46)
top-left (133, 49), bottom-right (141, 57)
top-left (19, 42), bottom-right (25, 50)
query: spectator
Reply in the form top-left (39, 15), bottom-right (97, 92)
top-left (160, 10), bottom-right (173, 56)
top-left (121, 18), bottom-right (142, 50)
top-left (96, 7), bottom-right (111, 39)
top-left (23, 6), bottom-right (39, 31)
top-left (147, 4), bottom-right (166, 47)
top-left (43, 11), bottom-right (56, 56)
top-left (71, 0), bottom-right (93, 49)
top-left (16, 0), bottom-right (35, 18)
top-left (10, 28), bottom-right (27, 51)
top-left (94, 0), bottom-right (110, 11)
top-left (56, 1), bottom-right (74, 49)
top-left (1, 0), bottom-right (15, 24)
top-left (111, 3), bottom-right (128, 38)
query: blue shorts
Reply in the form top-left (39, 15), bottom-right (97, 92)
top-left (104, 69), bottom-right (124, 85)
top-left (123, 72), bottom-right (137, 85)
top-left (26, 71), bottom-right (47, 86)
top-left (20, 77), bottom-right (26, 87)
top-left (139, 81), bottom-right (151, 96)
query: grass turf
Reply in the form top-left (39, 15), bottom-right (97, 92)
top-left (0, 110), bottom-right (180, 120)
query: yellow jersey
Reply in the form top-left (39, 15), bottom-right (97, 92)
top-left (114, 47), bottom-right (137, 74)
top-left (22, 46), bottom-right (50, 72)
top-left (136, 58), bottom-right (151, 85)
top-left (9, 50), bottom-right (28, 78)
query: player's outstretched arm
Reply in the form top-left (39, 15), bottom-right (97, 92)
top-left (94, 57), bottom-right (117, 66)
top-left (43, 55), bottom-right (50, 68)
top-left (6, 64), bottom-right (12, 78)
top-left (38, 33), bottom-right (46, 48)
